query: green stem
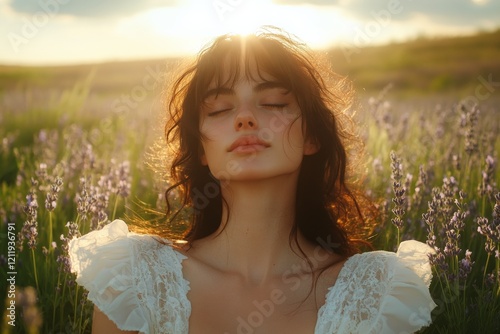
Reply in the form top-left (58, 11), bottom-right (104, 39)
top-left (397, 227), bottom-right (400, 248)
top-left (483, 253), bottom-right (491, 290)
top-left (53, 267), bottom-right (62, 328)
top-left (48, 211), bottom-right (53, 250)
top-left (73, 284), bottom-right (79, 325)
top-left (454, 254), bottom-right (459, 292)
top-left (79, 294), bottom-right (85, 333)
top-left (436, 269), bottom-right (451, 316)
top-left (496, 246), bottom-right (500, 297)
top-left (112, 195), bottom-right (119, 221)
top-left (60, 273), bottom-right (68, 329)
top-left (31, 249), bottom-right (40, 292)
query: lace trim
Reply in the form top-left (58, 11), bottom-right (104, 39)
top-left (315, 242), bottom-right (435, 334)
top-left (132, 235), bottom-right (191, 334)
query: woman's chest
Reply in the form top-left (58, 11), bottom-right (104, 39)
top-left (182, 262), bottom-right (338, 334)
top-left (186, 278), bottom-right (321, 334)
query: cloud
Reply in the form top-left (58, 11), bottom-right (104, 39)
top-left (8, 0), bottom-right (179, 17)
top-left (273, 0), bottom-right (500, 25)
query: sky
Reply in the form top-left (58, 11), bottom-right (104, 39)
top-left (0, 0), bottom-right (499, 65)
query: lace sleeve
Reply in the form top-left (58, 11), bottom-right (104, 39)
top-left (69, 220), bottom-right (150, 333)
top-left (375, 240), bottom-right (436, 333)
top-left (315, 241), bottom-right (436, 334)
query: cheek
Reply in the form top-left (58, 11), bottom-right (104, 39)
top-left (200, 117), bottom-right (231, 138)
top-left (284, 119), bottom-right (306, 151)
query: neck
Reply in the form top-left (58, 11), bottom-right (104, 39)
top-left (195, 173), bottom-right (315, 285)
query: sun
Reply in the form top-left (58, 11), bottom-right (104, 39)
top-left (213, 0), bottom-right (274, 36)
top-left (136, 0), bottom-right (354, 56)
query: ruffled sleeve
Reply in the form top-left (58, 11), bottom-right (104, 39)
top-left (315, 240), bottom-right (436, 334)
top-left (374, 240), bottom-right (437, 333)
top-left (69, 220), bottom-right (150, 333)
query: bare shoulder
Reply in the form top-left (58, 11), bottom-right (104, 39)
top-left (313, 252), bottom-right (349, 304)
top-left (92, 306), bottom-right (138, 334)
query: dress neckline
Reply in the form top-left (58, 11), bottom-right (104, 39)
top-left (171, 246), bottom-right (360, 333)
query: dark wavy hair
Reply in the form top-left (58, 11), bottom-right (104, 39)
top-left (162, 27), bottom-right (376, 256)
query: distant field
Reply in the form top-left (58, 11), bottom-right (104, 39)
top-left (329, 28), bottom-right (500, 95)
top-left (0, 29), bottom-right (499, 99)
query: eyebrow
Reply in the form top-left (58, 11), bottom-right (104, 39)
top-left (203, 81), bottom-right (289, 99)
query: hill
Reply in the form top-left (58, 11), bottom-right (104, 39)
top-left (327, 29), bottom-right (500, 96)
top-left (0, 29), bottom-right (499, 97)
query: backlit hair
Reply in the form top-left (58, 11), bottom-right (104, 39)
top-left (162, 26), bottom-right (376, 256)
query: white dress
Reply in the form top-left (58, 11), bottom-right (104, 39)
top-left (69, 220), bottom-right (436, 334)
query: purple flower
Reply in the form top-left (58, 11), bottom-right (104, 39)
top-left (460, 103), bottom-right (479, 155)
top-left (459, 249), bottom-right (474, 282)
top-left (390, 151), bottom-right (406, 230)
top-left (477, 193), bottom-right (500, 255)
top-left (20, 179), bottom-right (39, 250)
top-left (45, 177), bottom-right (63, 212)
top-left (478, 155), bottom-right (497, 198)
top-left (57, 221), bottom-right (81, 274)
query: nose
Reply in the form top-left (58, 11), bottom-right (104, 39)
top-left (234, 108), bottom-right (258, 130)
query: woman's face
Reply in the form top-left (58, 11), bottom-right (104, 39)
top-left (198, 70), bottom-right (318, 183)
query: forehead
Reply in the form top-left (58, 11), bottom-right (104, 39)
top-left (203, 80), bottom-right (290, 101)
top-left (205, 59), bottom-right (292, 97)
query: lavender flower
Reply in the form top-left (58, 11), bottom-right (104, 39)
top-left (413, 165), bottom-right (428, 210)
top-left (494, 192), bottom-right (500, 235)
top-left (116, 160), bottom-right (131, 198)
top-left (390, 151), bottom-right (406, 230)
top-left (451, 154), bottom-right (460, 171)
top-left (45, 176), bottom-right (63, 211)
top-left (429, 250), bottom-right (449, 280)
top-left (35, 163), bottom-right (48, 183)
top-left (477, 192), bottom-right (500, 255)
top-left (76, 177), bottom-right (95, 221)
top-left (438, 176), bottom-right (459, 226)
top-left (19, 178), bottom-right (39, 251)
top-left (458, 249), bottom-right (474, 284)
top-left (459, 102), bottom-right (479, 155)
top-left (444, 210), bottom-right (467, 257)
top-left (444, 191), bottom-right (468, 258)
top-left (478, 155), bottom-right (497, 198)
top-left (404, 172), bottom-right (413, 210)
top-left (57, 221), bottom-right (81, 274)
top-left (423, 188), bottom-right (439, 249)
top-left (90, 182), bottom-right (110, 230)
top-left (477, 217), bottom-right (495, 254)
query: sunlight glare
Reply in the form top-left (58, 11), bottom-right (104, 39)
top-left (135, 0), bottom-right (358, 56)
top-left (218, 1), bottom-right (270, 36)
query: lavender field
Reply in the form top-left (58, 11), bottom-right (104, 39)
top-left (1, 39), bottom-right (500, 333)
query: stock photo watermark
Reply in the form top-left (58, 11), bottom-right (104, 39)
top-left (461, 74), bottom-right (500, 110)
top-left (111, 64), bottom-right (164, 114)
top-left (341, 0), bottom-right (413, 63)
top-left (212, 0), bottom-right (246, 21)
top-left (5, 220), bottom-right (17, 327)
top-left (8, 0), bottom-right (71, 53)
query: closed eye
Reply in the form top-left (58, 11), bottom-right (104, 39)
top-left (207, 108), bottom-right (231, 117)
top-left (262, 104), bottom-right (288, 110)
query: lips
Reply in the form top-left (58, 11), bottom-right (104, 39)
top-left (228, 135), bottom-right (270, 153)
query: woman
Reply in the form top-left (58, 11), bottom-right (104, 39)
top-left (69, 27), bottom-right (436, 333)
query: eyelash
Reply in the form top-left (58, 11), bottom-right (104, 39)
top-left (262, 103), bottom-right (288, 110)
top-left (207, 109), bottom-right (230, 117)
top-left (207, 103), bottom-right (288, 117)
